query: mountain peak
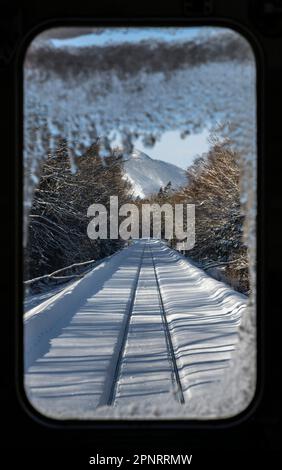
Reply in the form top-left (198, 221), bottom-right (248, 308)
top-left (123, 148), bottom-right (186, 198)
top-left (130, 149), bottom-right (151, 160)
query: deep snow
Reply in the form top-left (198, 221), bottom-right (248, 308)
top-left (24, 240), bottom-right (251, 420)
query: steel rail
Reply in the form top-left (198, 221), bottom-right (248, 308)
top-left (107, 242), bottom-right (146, 405)
top-left (149, 244), bottom-right (185, 404)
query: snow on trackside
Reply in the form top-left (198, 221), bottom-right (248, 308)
top-left (24, 250), bottom-right (123, 367)
top-left (24, 239), bottom-right (253, 420)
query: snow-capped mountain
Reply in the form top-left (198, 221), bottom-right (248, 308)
top-left (122, 149), bottom-right (187, 198)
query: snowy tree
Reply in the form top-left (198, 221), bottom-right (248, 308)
top-left (25, 140), bottom-right (132, 279)
top-left (175, 137), bottom-right (249, 293)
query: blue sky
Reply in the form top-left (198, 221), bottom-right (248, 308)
top-left (50, 27), bottom-right (223, 49)
top-left (136, 129), bottom-right (210, 170)
top-left (111, 129), bottom-right (210, 170)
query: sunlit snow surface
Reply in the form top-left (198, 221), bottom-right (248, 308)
top-left (25, 240), bottom-right (247, 419)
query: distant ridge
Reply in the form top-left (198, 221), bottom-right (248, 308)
top-left (122, 149), bottom-right (187, 198)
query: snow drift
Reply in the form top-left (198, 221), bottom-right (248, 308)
top-left (24, 240), bottom-right (252, 420)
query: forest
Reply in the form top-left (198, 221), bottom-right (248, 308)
top-left (25, 140), bottom-right (131, 280)
top-left (25, 132), bottom-right (249, 294)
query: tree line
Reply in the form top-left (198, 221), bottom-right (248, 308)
top-left (25, 132), bottom-right (249, 294)
top-left (138, 137), bottom-right (249, 293)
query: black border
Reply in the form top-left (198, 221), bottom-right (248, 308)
top-left (15, 17), bottom-right (264, 431)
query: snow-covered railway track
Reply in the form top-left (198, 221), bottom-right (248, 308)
top-left (24, 239), bottom-right (246, 418)
top-left (107, 244), bottom-right (146, 405)
top-left (109, 243), bottom-right (184, 406)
